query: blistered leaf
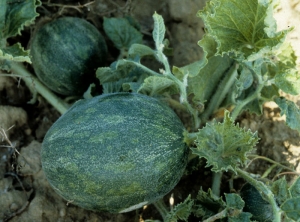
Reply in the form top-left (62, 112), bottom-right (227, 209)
top-left (289, 176), bottom-right (300, 198)
top-left (192, 110), bottom-right (258, 173)
top-left (138, 75), bottom-right (178, 96)
top-left (165, 195), bottom-right (194, 222)
top-left (0, 0), bottom-right (40, 63)
top-left (271, 177), bottom-right (290, 205)
top-left (274, 97), bottom-right (300, 133)
top-left (152, 12), bottom-right (165, 51)
top-left (103, 17), bottom-right (142, 50)
top-left (281, 197), bottom-right (300, 220)
top-left (198, 0), bottom-right (289, 60)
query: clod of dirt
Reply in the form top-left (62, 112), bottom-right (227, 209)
top-left (0, 76), bottom-right (28, 105)
top-left (0, 105), bottom-right (29, 138)
top-left (0, 177), bottom-right (30, 221)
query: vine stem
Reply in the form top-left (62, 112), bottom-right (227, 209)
top-left (153, 199), bottom-right (169, 221)
top-left (10, 62), bottom-right (69, 114)
top-left (231, 67), bottom-right (265, 120)
top-left (158, 50), bottom-right (200, 130)
top-left (236, 168), bottom-right (282, 222)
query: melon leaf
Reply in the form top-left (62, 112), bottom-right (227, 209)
top-left (192, 110), bottom-right (258, 173)
top-left (193, 188), bottom-right (226, 218)
top-left (165, 195), bottom-right (194, 222)
top-left (0, 0), bottom-right (40, 65)
top-left (273, 42), bottom-right (300, 95)
top-left (271, 177), bottom-right (290, 206)
top-left (289, 174), bottom-right (300, 198)
top-left (138, 75), bottom-right (178, 96)
top-left (103, 17), bottom-right (143, 50)
top-left (274, 97), bottom-right (300, 133)
top-left (281, 197), bottom-right (300, 221)
top-left (197, 0), bottom-right (289, 61)
top-left (152, 12), bottom-right (165, 52)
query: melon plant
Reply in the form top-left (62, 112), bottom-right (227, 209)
top-left (41, 92), bottom-right (188, 213)
top-left (30, 16), bottom-right (107, 96)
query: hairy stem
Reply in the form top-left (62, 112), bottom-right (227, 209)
top-left (231, 67), bottom-right (265, 120)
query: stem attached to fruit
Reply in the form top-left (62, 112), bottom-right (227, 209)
top-left (10, 62), bottom-right (70, 114)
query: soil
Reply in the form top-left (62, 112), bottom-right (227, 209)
top-left (1, 0), bottom-right (300, 221)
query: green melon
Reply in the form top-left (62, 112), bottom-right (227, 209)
top-left (30, 17), bottom-right (107, 96)
top-left (240, 183), bottom-right (273, 222)
top-left (41, 93), bottom-right (188, 213)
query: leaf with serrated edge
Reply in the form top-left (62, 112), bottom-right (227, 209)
top-left (195, 188), bottom-right (226, 218)
top-left (0, 43), bottom-right (31, 63)
top-left (0, 0), bottom-right (40, 39)
top-left (192, 110), bottom-right (258, 173)
top-left (289, 176), bottom-right (300, 198)
top-left (274, 97), bottom-right (300, 133)
top-left (0, 0), bottom-right (40, 63)
top-left (197, 0), bottom-right (289, 61)
top-left (165, 195), bottom-right (193, 222)
top-left (103, 17), bottom-right (142, 50)
top-left (281, 197), bottom-right (300, 220)
top-left (152, 12), bottom-right (165, 51)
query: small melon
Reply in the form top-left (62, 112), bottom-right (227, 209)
top-left (30, 17), bottom-right (107, 95)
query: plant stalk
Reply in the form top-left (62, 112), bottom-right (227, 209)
top-left (211, 172), bottom-right (222, 197)
top-left (153, 199), bottom-right (169, 221)
top-left (10, 62), bottom-right (69, 114)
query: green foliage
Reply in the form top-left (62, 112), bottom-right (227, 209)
top-left (165, 195), bottom-right (193, 222)
top-left (2, 0), bottom-right (300, 221)
top-left (197, 0), bottom-right (289, 60)
top-left (0, 0), bottom-right (40, 65)
top-left (274, 97), bottom-right (300, 133)
top-left (192, 110), bottom-right (259, 173)
top-left (103, 17), bottom-right (142, 51)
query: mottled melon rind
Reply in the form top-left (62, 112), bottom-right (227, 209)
top-left (41, 92), bottom-right (188, 213)
top-left (30, 17), bottom-right (107, 96)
